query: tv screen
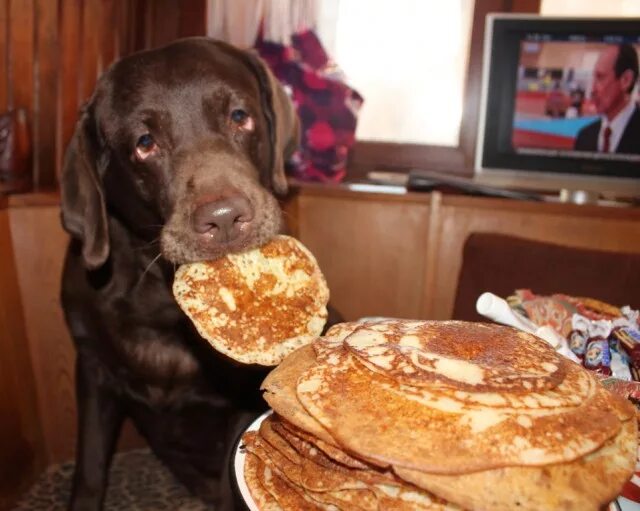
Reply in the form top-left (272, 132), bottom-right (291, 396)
top-left (476, 15), bottom-right (640, 196)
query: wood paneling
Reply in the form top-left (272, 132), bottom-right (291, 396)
top-left (80, 0), bottom-right (99, 101)
top-left (292, 187), bottom-right (432, 321)
top-left (179, 0), bottom-right (207, 38)
top-left (9, 0), bottom-right (34, 115)
top-left (0, 0), bottom-right (208, 469)
top-left (0, 202), bottom-right (44, 509)
top-left (57, 0), bottom-right (81, 180)
top-left (0, 0), bottom-right (208, 192)
top-left (34, 0), bottom-right (59, 190)
top-left (9, 205), bottom-right (77, 462)
top-left (6, 202), bottom-right (147, 464)
top-left (99, 0), bottom-right (117, 76)
top-left (0, 0), bottom-right (8, 111)
top-left (145, 0), bottom-right (206, 49)
top-left (288, 184), bottom-right (640, 325)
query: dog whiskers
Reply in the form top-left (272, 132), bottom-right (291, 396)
top-left (132, 237), bottom-right (161, 251)
top-left (135, 252), bottom-right (163, 289)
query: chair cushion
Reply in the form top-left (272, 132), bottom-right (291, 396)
top-left (453, 233), bottom-right (640, 321)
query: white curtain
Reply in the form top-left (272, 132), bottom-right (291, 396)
top-left (207, 0), bottom-right (319, 48)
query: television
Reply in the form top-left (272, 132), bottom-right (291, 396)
top-left (475, 14), bottom-right (640, 199)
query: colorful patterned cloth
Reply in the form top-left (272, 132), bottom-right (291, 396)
top-left (256, 30), bottom-right (363, 183)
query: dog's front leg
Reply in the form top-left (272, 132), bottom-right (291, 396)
top-left (69, 352), bottom-right (125, 511)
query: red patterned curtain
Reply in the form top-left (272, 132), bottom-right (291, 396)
top-left (207, 0), bottom-right (363, 183)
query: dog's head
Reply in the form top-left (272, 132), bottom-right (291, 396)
top-left (61, 38), bottom-right (299, 269)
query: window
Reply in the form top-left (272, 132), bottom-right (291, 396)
top-left (317, 1), bottom-right (474, 146)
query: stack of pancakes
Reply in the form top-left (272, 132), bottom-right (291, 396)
top-left (242, 319), bottom-right (637, 510)
top-left (173, 235), bottom-right (329, 365)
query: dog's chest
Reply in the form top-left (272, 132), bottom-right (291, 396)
top-left (122, 332), bottom-right (200, 381)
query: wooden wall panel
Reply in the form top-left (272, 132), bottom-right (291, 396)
top-left (286, 185), bottom-right (640, 325)
top-left (9, 0), bottom-right (34, 115)
top-left (0, 0), bottom-right (8, 111)
top-left (0, 0), bottom-right (208, 193)
top-left (7, 202), bottom-right (146, 464)
top-left (33, 0), bottom-right (58, 190)
top-left (57, 0), bottom-right (81, 180)
top-left (0, 0), bottom-right (209, 466)
top-left (150, 0), bottom-right (179, 49)
top-left (9, 205), bottom-right (77, 463)
top-left (0, 202), bottom-right (44, 508)
top-left (98, 0), bottom-right (116, 76)
top-left (146, 0), bottom-right (207, 49)
top-left (294, 188), bottom-right (431, 321)
top-left (179, 0), bottom-right (207, 38)
top-left (80, 0), bottom-right (99, 102)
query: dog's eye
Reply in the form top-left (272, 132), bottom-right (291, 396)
top-left (135, 134), bottom-right (158, 161)
top-left (229, 109), bottom-right (254, 131)
top-left (230, 109), bottom-right (248, 123)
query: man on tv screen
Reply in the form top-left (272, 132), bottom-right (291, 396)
top-left (574, 44), bottom-right (640, 154)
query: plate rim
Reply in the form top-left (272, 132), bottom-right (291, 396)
top-left (232, 409), bottom-right (274, 511)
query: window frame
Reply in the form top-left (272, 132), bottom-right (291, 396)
top-left (346, 0), bottom-right (542, 180)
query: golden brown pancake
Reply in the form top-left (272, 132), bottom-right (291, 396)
top-left (254, 319), bottom-right (636, 510)
top-left (256, 417), bottom-right (369, 492)
top-left (258, 462), bottom-right (326, 510)
top-left (244, 431), bottom-right (328, 510)
top-left (394, 417), bottom-right (637, 511)
top-left (371, 484), bottom-right (453, 511)
top-left (173, 235), bottom-right (329, 365)
top-left (296, 324), bottom-right (629, 474)
top-left (305, 487), bottom-right (379, 511)
top-left (324, 320), bottom-right (366, 339)
top-left (270, 419), bottom-right (397, 487)
top-left (261, 344), bottom-right (337, 445)
top-left (245, 416), bottom-right (456, 511)
top-left (344, 320), bottom-right (566, 392)
top-left (278, 419), bottom-right (371, 470)
top-left (243, 449), bottom-right (283, 511)
top-left (246, 427), bottom-right (378, 509)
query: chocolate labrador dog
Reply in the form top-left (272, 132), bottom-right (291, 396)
top-left (60, 38), bottom-right (299, 510)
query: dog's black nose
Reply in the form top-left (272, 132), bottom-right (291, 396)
top-left (192, 196), bottom-right (254, 241)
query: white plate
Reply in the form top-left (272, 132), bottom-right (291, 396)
top-left (232, 409), bottom-right (273, 511)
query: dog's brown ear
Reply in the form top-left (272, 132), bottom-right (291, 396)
top-left (243, 52), bottom-right (299, 195)
top-left (60, 103), bottom-right (109, 270)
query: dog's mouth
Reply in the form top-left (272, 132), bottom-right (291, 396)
top-left (160, 224), bottom-right (264, 265)
top-left (160, 186), bottom-right (284, 265)
top-left (160, 214), bottom-right (283, 266)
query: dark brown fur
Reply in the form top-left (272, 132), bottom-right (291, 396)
top-left (60, 38), bottom-right (300, 510)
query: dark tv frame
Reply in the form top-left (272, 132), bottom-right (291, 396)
top-left (475, 14), bottom-right (640, 196)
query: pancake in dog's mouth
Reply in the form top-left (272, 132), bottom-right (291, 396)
top-left (172, 235), bottom-right (329, 366)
